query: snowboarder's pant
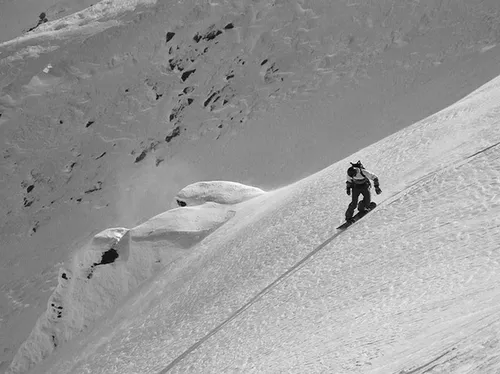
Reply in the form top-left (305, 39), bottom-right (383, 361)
top-left (345, 184), bottom-right (371, 220)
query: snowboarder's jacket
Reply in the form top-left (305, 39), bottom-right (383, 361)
top-left (346, 167), bottom-right (379, 189)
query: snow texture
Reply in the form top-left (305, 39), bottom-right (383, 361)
top-left (2, 0), bottom-right (500, 373)
top-left (174, 181), bottom-right (265, 207)
top-left (8, 181), bottom-right (243, 373)
top-left (11, 74), bottom-right (500, 373)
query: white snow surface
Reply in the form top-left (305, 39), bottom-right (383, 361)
top-left (14, 74), bottom-right (500, 373)
top-left (174, 181), bottom-right (265, 207)
top-left (8, 183), bottom-right (242, 373)
top-left (2, 0), bottom-right (500, 372)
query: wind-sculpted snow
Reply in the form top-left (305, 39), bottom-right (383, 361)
top-left (174, 181), bottom-right (265, 207)
top-left (2, 0), bottom-right (500, 371)
top-left (131, 203), bottom-right (237, 247)
top-left (24, 72), bottom-right (500, 374)
top-left (7, 227), bottom-right (129, 374)
top-left (7, 181), bottom-right (254, 373)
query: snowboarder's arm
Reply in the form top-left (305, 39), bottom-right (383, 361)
top-left (364, 169), bottom-right (382, 193)
top-left (346, 179), bottom-right (353, 195)
top-left (361, 169), bottom-right (378, 181)
top-left (363, 169), bottom-right (381, 191)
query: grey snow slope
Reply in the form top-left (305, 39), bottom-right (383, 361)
top-left (1, 0), bottom-right (500, 372)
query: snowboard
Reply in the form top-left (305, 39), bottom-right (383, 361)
top-left (337, 202), bottom-right (377, 230)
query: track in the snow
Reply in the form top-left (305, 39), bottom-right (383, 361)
top-left (158, 200), bottom-right (383, 373)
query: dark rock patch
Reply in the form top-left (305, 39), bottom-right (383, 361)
top-left (23, 197), bottom-right (34, 208)
top-left (193, 33), bottom-right (202, 43)
top-left (99, 248), bottom-right (119, 265)
top-left (204, 29), bottom-right (223, 41)
top-left (50, 303), bottom-right (63, 320)
top-left (26, 12), bottom-right (49, 33)
top-left (204, 92), bottom-right (218, 107)
top-left (181, 69), bottom-right (196, 82)
top-left (87, 248), bottom-right (120, 279)
top-left (67, 162), bottom-right (77, 172)
top-left (166, 32), bottom-right (175, 43)
top-left (52, 335), bottom-right (58, 348)
top-left (134, 150), bottom-right (147, 163)
top-left (165, 126), bottom-right (180, 143)
top-left (84, 181), bottom-right (103, 194)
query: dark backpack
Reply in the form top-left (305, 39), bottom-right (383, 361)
top-left (348, 161), bottom-right (371, 186)
top-left (350, 160), bottom-right (364, 169)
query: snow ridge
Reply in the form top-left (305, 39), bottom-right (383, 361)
top-left (7, 181), bottom-right (262, 374)
top-left (0, 1), bottom-right (323, 367)
top-left (2, 0), bottom-right (500, 371)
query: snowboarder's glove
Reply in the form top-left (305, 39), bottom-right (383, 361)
top-left (346, 187), bottom-right (351, 196)
top-left (373, 178), bottom-right (382, 194)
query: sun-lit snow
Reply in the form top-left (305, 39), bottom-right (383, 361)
top-left (2, 0), bottom-right (500, 373)
top-left (174, 181), bottom-right (265, 207)
top-left (19, 73), bottom-right (500, 374)
top-left (9, 181), bottom-right (246, 373)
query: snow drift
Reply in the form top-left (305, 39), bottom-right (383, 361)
top-left (174, 181), bottom-right (265, 207)
top-left (23, 67), bottom-right (500, 374)
top-left (3, 0), bottom-right (500, 372)
top-left (7, 181), bottom-right (261, 374)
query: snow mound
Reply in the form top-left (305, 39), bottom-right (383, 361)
top-left (7, 181), bottom-right (249, 373)
top-left (7, 227), bottom-right (129, 374)
top-left (174, 181), bottom-right (265, 207)
top-left (132, 203), bottom-right (236, 247)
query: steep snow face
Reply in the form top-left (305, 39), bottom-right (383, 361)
top-left (8, 181), bottom-right (246, 373)
top-left (28, 70), bottom-right (500, 374)
top-left (7, 228), bottom-right (130, 374)
top-left (2, 0), bottom-right (500, 371)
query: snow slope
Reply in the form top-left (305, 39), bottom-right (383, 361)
top-left (9, 181), bottom-right (255, 373)
top-left (2, 0), bottom-right (500, 371)
top-left (19, 72), bottom-right (500, 373)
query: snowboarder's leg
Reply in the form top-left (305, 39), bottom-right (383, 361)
top-left (345, 188), bottom-right (361, 220)
top-left (358, 184), bottom-right (372, 212)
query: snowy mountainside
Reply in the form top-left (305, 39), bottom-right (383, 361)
top-left (9, 181), bottom-right (261, 373)
top-left (1, 0), bottom-right (325, 368)
top-left (2, 0), bottom-right (500, 371)
top-left (25, 72), bottom-right (500, 374)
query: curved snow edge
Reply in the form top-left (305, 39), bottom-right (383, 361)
top-left (7, 181), bottom-right (264, 374)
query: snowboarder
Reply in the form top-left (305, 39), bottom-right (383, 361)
top-left (345, 161), bottom-right (382, 223)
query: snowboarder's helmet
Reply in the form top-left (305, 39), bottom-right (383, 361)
top-left (347, 166), bottom-right (357, 177)
top-left (351, 160), bottom-right (364, 169)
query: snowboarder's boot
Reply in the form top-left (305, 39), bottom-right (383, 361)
top-left (359, 201), bottom-right (376, 213)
